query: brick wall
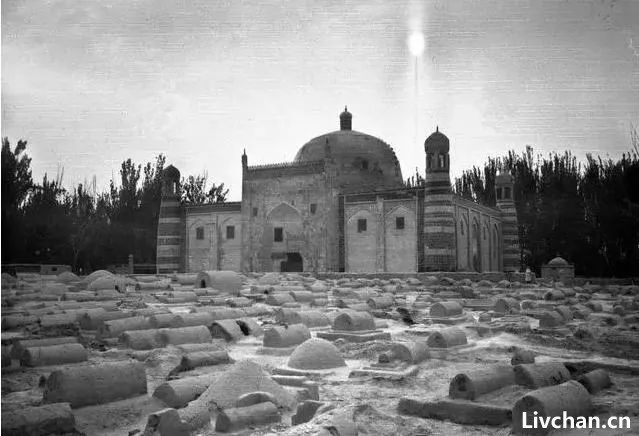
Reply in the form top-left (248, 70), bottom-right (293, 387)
top-left (384, 200), bottom-right (417, 272)
top-left (241, 167), bottom-right (337, 272)
top-left (156, 196), bottom-right (183, 274)
top-left (344, 196), bottom-right (418, 273)
top-left (496, 200), bottom-right (521, 272)
top-left (345, 203), bottom-right (378, 272)
top-left (423, 178), bottom-right (457, 271)
top-left (453, 197), bottom-right (503, 272)
top-left (184, 209), bottom-right (242, 272)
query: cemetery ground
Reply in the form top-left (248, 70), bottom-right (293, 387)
top-left (1, 270), bottom-right (639, 435)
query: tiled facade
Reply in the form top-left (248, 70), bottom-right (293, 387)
top-left (156, 109), bottom-right (521, 274)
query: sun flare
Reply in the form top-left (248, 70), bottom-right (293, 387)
top-left (408, 31), bottom-right (425, 56)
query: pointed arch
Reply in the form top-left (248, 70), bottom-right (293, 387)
top-left (457, 215), bottom-right (469, 271)
top-left (385, 205), bottom-right (416, 272)
top-left (492, 224), bottom-right (501, 271)
top-left (267, 202), bottom-right (302, 223)
top-left (471, 217), bottom-right (481, 272)
top-left (346, 208), bottom-right (376, 272)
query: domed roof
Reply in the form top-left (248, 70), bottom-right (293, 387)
top-left (548, 256), bottom-right (569, 267)
top-left (495, 172), bottom-right (514, 185)
top-left (163, 164), bottom-right (180, 180)
top-left (424, 127), bottom-right (449, 153)
top-left (287, 338), bottom-right (346, 370)
top-left (294, 109), bottom-right (404, 192)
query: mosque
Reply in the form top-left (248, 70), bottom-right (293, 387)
top-left (156, 108), bottom-right (520, 274)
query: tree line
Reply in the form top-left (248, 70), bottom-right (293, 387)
top-left (451, 137), bottom-right (639, 277)
top-left (3, 134), bottom-right (638, 277)
top-left (1, 138), bottom-right (228, 272)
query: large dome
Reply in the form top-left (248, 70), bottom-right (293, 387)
top-left (294, 109), bottom-right (404, 192)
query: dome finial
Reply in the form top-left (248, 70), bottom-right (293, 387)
top-left (436, 125), bottom-right (439, 133)
top-left (340, 106), bottom-right (352, 131)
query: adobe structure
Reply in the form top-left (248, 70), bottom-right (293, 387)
top-left (156, 108), bottom-right (520, 274)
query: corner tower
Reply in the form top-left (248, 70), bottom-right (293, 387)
top-left (422, 127), bottom-right (457, 271)
top-left (495, 172), bottom-right (520, 272)
top-left (156, 165), bottom-right (184, 274)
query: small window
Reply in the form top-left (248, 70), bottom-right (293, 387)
top-left (357, 218), bottom-right (367, 233)
top-left (496, 187), bottom-right (503, 200)
top-left (426, 154), bottom-right (432, 169)
top-left (438, 154), bottom-right (446, 168)
top-left (504, 187), bottom-right (511, 200)
top-left (274, 227), bottom-right (283, 242)
top-left (362, 160), bottom-right (369, 170)
top-left (460, 222), bottom-right (465, 236)
top-left (252, 207), bottom-right (258, 217)
top-left (226, 225), bottom-right (235, 239)
top-left (396, 216), bottom-right (405, 230)
top-left (310, 203), bottom-right (317, 214)
top-left (196, 227), bottom-right (204, 240)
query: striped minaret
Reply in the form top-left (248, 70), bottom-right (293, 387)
top-left (495, 172), bottom-right (520, 272)
top-left (422, 127), bottom-right (457, 271)
top-left (156, 165), bottom-right (184, 274)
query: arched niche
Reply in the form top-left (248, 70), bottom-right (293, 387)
top-left (346, 208), bottom-right (376, 272)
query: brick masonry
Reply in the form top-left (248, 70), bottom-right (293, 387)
top-left (156, 169), bottom-right (183, 274)
top-left (157, 117), bottom-right (521, 274)
top-left (495, 176), bottom-right (521, 273)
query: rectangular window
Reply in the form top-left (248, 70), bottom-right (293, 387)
top-left (274, 227), bottom-right (283, 242)
top-left (310, 203), bottom-right (317, 214)
top-left (357, 218), bottom-right (367, 233)
top-left (252, 207), bottom-right (258, 217)
top-left (504, 187), bottom-right (511, 199)
top-left (226, 225), bottom-right (235, 239)
top-left (396, 216), bottom-right (405, 230)
top-left (196, 227), bottom-right (204, 240)
top-left (496, 187), bottom-right (503, 200)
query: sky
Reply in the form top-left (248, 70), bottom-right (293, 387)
top-left (2, 0), bottom-right (639, 200)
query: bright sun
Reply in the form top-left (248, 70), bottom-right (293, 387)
top-left (408, 31), bottom-right (425, 56)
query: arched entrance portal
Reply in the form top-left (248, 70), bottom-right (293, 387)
top-left (281, 252), bottom-right (303, 272)
top-left (471, 219), bottom-right (481, 272)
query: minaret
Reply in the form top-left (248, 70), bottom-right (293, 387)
top-left (422, 127), bottom-right (457, 271)
top-left (495, 172), bottom-right (521, 272)
top-left (156, 165), bottom-right (184, 274)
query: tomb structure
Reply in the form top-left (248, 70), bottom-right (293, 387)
top-left (156, 108), bottom-right (520, 274)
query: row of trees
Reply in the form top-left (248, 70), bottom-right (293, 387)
top-left (3, 134), bottom-right (638, 277)
top-left (1, 138), bottom-right (227, 272)
top-left (452, 138), bottom-right (639, 277)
